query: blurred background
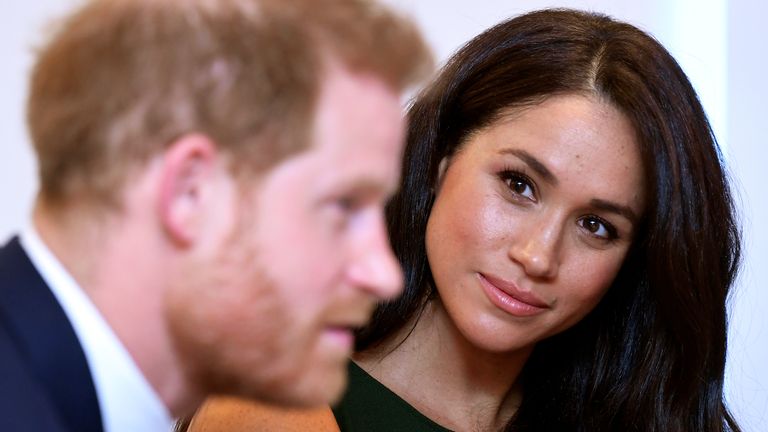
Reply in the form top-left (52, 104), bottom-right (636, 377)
top-left (2, 1), bottom-right (765, 429)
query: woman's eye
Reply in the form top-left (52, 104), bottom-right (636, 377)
top-left (502, 172), bottom-right (535, 200)
top-left (578, 216), bottom-right (617, 240)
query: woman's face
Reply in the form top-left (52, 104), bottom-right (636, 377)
top-left (425, 94), bottom-right (646, 354)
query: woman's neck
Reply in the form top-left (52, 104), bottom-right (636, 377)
top-left (355, 299), bottom-right (532, 432)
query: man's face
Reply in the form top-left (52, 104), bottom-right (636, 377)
top-left (168, 65), bottom-right (405, 406)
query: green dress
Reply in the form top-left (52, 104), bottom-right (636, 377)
top-left (332, 361), bottom-right (453, 432)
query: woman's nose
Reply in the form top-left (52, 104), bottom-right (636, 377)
top-left (507, 217), bottom-right (562, 280)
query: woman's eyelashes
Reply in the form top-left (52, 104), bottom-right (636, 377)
top-left (498, 167), bottom-right (621, 243)
top-left (499, 169), bottom-right (537, 202)
top-left (577, 215), bottom-right (619, 241)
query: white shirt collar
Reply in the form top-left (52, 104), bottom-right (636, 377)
top-left (20, 224), bottom-right (174, 432)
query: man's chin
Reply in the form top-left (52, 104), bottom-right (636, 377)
top-left (252, 367), bottom-right (349, 408)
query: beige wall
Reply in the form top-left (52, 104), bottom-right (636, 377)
top-left (0, 0), bottom-right (84, 240)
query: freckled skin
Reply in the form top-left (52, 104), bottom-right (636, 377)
top-left (425, 94), bottom-right (646, 354)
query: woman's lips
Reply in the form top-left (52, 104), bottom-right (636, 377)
top-left (478, 273), bottom-right (550, 317)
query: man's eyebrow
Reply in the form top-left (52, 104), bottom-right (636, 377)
top-left (498, 148), bottom-right (558, 186)
top-left (335, 177), bottom-right (396, 198)
top-left (590, 198), bottom-right (639, 224)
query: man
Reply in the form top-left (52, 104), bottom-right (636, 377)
top-left (0, 0), bottom-right (432, 431)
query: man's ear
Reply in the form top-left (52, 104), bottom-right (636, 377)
top-left (157, 134), bottom-right (222, 247)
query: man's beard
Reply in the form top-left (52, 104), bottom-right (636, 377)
top-left (163, 226), bottom-right (299, 402)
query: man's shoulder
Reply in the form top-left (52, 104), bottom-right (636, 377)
top-left (0, 323), bottom-right (70, 432)
top-left (0, 234), bottom-right (104, 432)
top-left (0, 236), bottom-right (39, 293)
top-left (0, 235), bottom-right (68, 431)
top-left (0, 234), bottom-right (57, 345)
top-left (0, 235), bottom-right (25, 274)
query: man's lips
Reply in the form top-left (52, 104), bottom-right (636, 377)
top-left (322, 326), bottom-right (355, 351)
top-left (324, 312), bottom-right (371, 341)
top-left (478, 273), bottom-right (550, 317)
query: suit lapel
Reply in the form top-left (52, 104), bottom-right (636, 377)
top-left (0, 236), bottom-right (104, 432)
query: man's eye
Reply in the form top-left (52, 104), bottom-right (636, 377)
top-left (336, 197), bottom-right (355, 212)
top-left (577, 216), bottom-right (618, 240)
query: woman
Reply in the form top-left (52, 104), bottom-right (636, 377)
top-left (187, 8), bottom-right (741, 431)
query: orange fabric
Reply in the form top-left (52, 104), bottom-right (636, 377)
top-left (187, 397), bottom-right (340, 432)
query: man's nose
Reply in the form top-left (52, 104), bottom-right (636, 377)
top-left (346, 221), bottom-right (404, 300)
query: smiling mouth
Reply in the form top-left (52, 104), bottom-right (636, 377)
top-left (478, 273), bottom-right (550, 317)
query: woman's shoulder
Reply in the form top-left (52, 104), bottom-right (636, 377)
top-left (186, 396), bottom-right (340, 432)
top-left (183, 361), bottom-right (452, 432)
top-left (333, 361), bottom-right (452, 432)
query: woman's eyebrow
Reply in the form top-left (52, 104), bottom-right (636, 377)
top-left (498, 147), bottom-right (639, 224)
top-left (590, 198), bottom-right (639, 224)
top-left (498, 148), bottom-right (558, 186)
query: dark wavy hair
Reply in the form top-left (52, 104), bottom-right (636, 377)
top-left (356, 8), bottom-right (741, 432)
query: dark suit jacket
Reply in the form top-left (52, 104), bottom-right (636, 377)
top-left (0, 236), bottom-right (104, 432)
